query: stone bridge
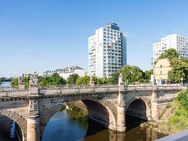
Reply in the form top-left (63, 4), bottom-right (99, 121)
top-left (0, 82), bottom-right (186, 141)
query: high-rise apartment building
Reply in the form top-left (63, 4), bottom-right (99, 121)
top-left (88, 23), bottom-right (127, 78)
top-left (153, 34), bottom-right (188, 62)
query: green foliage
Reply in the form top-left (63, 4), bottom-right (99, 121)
top-left (76, 75), bottom-right (90, 85)
top-left (109, 71), bottom-right (120, 84)
top-left (108, 65), bottom-right (151, 85)
top-left (66, 74), bottom-right (79, 85)
top-left (39, 73), bottom-right (66, 87)
top-left (91, 76), bottom-right (109, 85)
top-left (11, 78), bottom-right (19, 88)
top-left (24, 76), bottom-right (30, 89)
top-left (120, 65), bottom-right (144, 84)
top-left (66, 103), bottom-right (88, 128)
top-left (143, 70), bottom-right (152, 82)
top-left (168, 58), bottom-right (188, 83)
top-left (159, 48), bottom-right (180, 60)
top-left (167, 89), bottom-right (188, 131)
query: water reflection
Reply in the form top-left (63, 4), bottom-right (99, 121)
top-left (42, 111), bottom-right (167, 141)
top-left (42, 112), bottom-right (87, 141)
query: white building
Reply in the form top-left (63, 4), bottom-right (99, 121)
top-left (88, 23), bottom-right (127, 78)
top-left (153, 34), bottom-right (188, 62)
top-left (59, 66), bottom-right (85, 80)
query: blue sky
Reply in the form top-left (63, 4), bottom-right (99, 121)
top-left (0, 0), bottom-right (188, 77)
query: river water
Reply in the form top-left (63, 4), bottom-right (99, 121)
top-left (0, 81), bottom-right (11, 88)
top-left (42, 111), bottom-right (167, 141)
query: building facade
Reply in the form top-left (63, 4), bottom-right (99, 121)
top-left (153, 34), bottom-right (188, 62)
top-left (41, 66), bottom-right (85, 79)
top-left (88, 23), bottom-right (127, 78)
top-left (153, 58), bottom-right (171, 85)
top-left (59, 66), bottom-right (85, 80)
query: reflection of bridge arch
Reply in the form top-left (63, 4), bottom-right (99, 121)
top-left (126, 97), bottom-right (150, 120)
top-left (0, 109), bottom-right (27, 141)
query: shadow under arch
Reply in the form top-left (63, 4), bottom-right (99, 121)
top-left (125, 98), bottom-right (148, 130)
top-left (81, 100), bottom-right (117, 136)
top-left (0, 110), bottom-right (27, 141)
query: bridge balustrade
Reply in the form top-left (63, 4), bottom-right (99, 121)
top-left (0, 90), bottom-right (29, 97)
top-left (39, 85), bottom-right (119, 96)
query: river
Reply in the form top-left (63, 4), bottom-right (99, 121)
top-left (42, 110), bottom-right (167, 141)
top-left (0, 81), bottom-right (11, 88)
top-left (0, 110), bottom-right (167, 141)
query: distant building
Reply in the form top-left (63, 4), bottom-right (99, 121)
top-left (153, 58), bottom-right (171, 85)
top-left (41, 66), bottom-right (85, 79)
top-left (153, 34), bottom-right (188, 62)
top-left (59, 66), bottom-right (85, 80)
top-left (88, 23), bottom-right (127, 78)
top-left (42, 70), bottom-right (55, 77)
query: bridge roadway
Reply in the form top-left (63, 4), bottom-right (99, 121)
top-left (0, 83), bottom-right (186, 141)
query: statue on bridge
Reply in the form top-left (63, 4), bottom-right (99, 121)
top-left (18, 74), bottom-right (25, 84)
top-left (29, 72), bottom-right (39, 86)
top-left (118, 73), bottom-right (124, 85)
top-left (18, 74), bottom-right (25, 89)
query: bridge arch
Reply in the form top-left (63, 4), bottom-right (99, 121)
top-left (0, 109), bottom-right (27, 141)
top-left (125, 97), bottom-right (150, 120)
top-left (82, 100), bottom-right (117, 131)
top-left (40, 99), bottom-right (117, 138)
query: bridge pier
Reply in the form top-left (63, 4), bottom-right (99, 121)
top-left (151, 88), bottom-right (158, 120)
top-left (27, 77), bottom-right (40, 141)
top-left (116, 76), bottom-right (126, 132)
top-left (116, 106), bottom-right (126, 132)
top-left (27, 116), bottom-right (40, 141)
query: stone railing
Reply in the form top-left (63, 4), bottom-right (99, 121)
top-left (0, 90), bottom-right (29, 97)
top-left (127, 85), bottom-right (153, 91)
top-left (40, 85), bottom-right (118, 96)
top-left (127, 84), bottom-right (186, 91)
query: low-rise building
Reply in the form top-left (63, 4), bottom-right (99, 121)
top-left (153, 58), bottom-right (171, 85)
top-left (59, 66), bottom-right (85, 80)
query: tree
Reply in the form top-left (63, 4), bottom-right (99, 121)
top-left (159, 48), bottom-right (180, 60)
top-left (168, 59), bottom-right (188, 83)
top-left (96, 76), bottom-right (109, 85)
top-left (120, 65), bottom-right (144, 84)
top-left (143, 69), bottom-right (152, 83)
top-left (39, 73), bottom-right (66, 87)
top-left (67, 74), bottom-right (79, 85)
top-left (24, 76), bottom-right (30, 89)
top-left (109, 71), bottom-right (120, 84)
top-left (11, 78), bottom-right (18, 88)
top-left (76, 75), bottom-right (90, 85)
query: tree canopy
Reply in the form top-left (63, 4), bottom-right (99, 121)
top-left (159, 48), bottom-right (180, 60)
top-left (76, 75), bottom-right (90, 85)
top-left (39, 73), bottom-right (66, 87)
top-left (66, 74), bottom-right (79, 85)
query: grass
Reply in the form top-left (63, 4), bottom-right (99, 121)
top-left (167, 89), bottom-right (188, 131)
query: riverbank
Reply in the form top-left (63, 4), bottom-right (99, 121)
top-left (141, 89), bottom-right (188, 135)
